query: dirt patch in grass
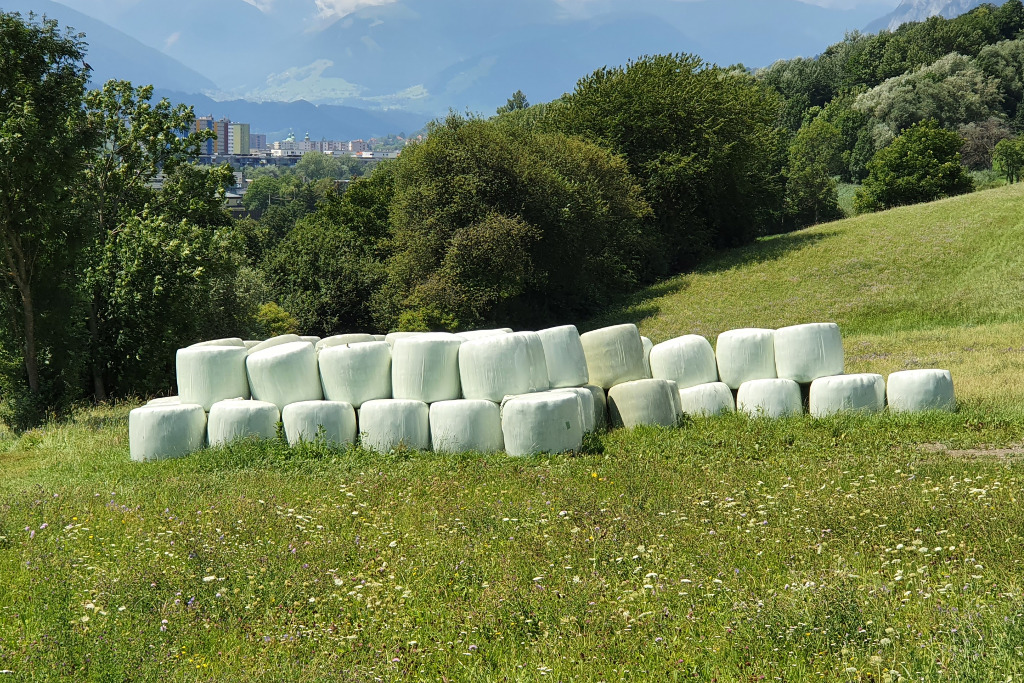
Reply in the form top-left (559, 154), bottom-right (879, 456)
top-left (918, 441), bottom-right (1024, 460)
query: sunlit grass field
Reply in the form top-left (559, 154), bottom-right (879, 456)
top-left (4, 185), bottom-right (1024, 681)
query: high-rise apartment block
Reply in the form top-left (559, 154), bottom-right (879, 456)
top-left (229, 122), bottom-right (251, 155)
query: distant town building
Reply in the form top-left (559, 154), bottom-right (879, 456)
top-left (347, 139), bottom-right (369, 154)
top-left (230, 122), bottom-right (251, 155)
top-left (195, 115), bottom-right (216, 156)
top-left (251, 133), bottom-right (267, 151)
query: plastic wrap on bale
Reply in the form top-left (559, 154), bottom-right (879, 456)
top-left (243, 340), bottom-right (261, 349)
top-left (551, 387), bottom-right (597, 433)
top-left (192, 337), bottom-right (246, 347)
top-left (316, 334), bottom-right (375, 352)
top-left (391, 333), bottom-right (464, 403)
top-left (607, 379), bottom-right (679, 428)
top-left (458, 329), bottom-right (510, 341)
top-left (384, 331), bottom-right (424, 347)
top-left (459, 332), bottom-right (547, 402)
top-left (536, 325), bottom-right (589, 388)
top-left (247, 334), bottom-right (301, 355)
top-left (129, 404), bottom-right (207, 462)
top-left (429, 400), bottom-right (504, 453)
top-left (319, 341), bottom-right (392, 407)
top-left (582, 384), bottom-right (608, 428)
top-left (716, 328), bottom-right (777, 389)
top-left (650, 335), bottom-right (719, 389)
top-left (677, 382), bottom-right (735, 417)
top-left (358, 399), bottom-right (430, 452)
top-left (580, 324), bottom-right (647, 389)
top-left (176, 344), bottom-right (250, 411)
top-left (246, 341), bottom-right (323, 410)
top-left (809, 374), bottom-right (885, 417)
top-left (147, 396), bottom-right (181, 406)
top-left (737, 378), bottom-right (802, 418)
top-left (207, 399), bottom-right (280, 446)
top-left (774, 323), bottom-right (844, 383)
top-left (501, 393), bottom-right (583, 456)
top-left (886, 370), bottom-right (955, 413)
top-left (641, 336), bottom-right (654, 378)
top-left (282, 400), bottom-right (357, 446)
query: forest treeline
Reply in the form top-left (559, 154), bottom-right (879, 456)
top-left (3, 4), bottom-right (1024, 428)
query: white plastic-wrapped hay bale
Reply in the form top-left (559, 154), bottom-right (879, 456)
top-left (281, 400), bottom-right (357, 447)
top-left (176, 344), bottom-right (250, 411)
top-left (649, 335), bottom-right (719, 390)
top-left (551, 387), bottom-right (597, 433)
top-left (392, 333), bottom-right (464, 403)
top-left (358, 399), bottom-right (430, 452)
top-left (736, 379), bottom-right (802, 418)
top-left (459, 332), bottom-right (547, 402)
top-left (300, 335), bottom-right (321, 344)
top-left (677, 382), bottom-right (735, 417)
top-left (501, 392), bottom-right (583, 456)
top-left (147, 396), bottom-right (181, 406)
top-left (809, 374), bottom-right (885, 417)
top-left (247, 334), bottom-right (301, 355)
top-left (316, 334), bottom-right (375, 352)
top-left (207, 399), bottom-right (280, 446)
top-left (641, 336), bottom-right (654, 378)
top-left (536, 325), bottom-right (589, 389)
top-left (243, 340), bottom-right (261, 349)
top-left (583, 384), bottom-right (608, 429)
top-left (318, 341), bottom-right (392, 407)
top-left (246, 341), bottom-right (323, 410)
top-left (525, 333), bottom-right (550, 393)
top-left (129, 403), bottom-right (207, 462)
top-left (887, 369), bottom-right (955, 413)
top-left (385, 332), bottom-right (423, 347)
top-left (607, 379), bottom-right (679, 428)
top-left (193, 337), bottom-right (245, 347)
top-left (580, 324), bottom-right (647, 389)
top-left (458, 329), bottom-right (510, 341)
top-left (716, 328), bottom-right (777, 390)
top-left (429, 400), bottom-right (504, 453)
top-left (774, 323), bottom-right (844, 383)
top-left (373, 334), bottom-right (386, 342)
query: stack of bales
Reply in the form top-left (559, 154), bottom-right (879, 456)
top-left (129, 320), bottom-right (956, 463)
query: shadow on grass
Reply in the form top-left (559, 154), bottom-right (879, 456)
top-left (586, 230), bottom-right (835, 330)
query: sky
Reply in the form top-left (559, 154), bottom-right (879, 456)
top-left (55, 0), bottom-right (901, 24)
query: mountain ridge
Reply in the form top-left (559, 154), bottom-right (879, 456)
top-left (865, 0), bottom-right (1009, 32)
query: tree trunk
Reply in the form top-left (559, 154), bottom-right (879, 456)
top-left (21, 286), bottom-right (39, 395)
top-left (88, 301), bottom-right (107, 402)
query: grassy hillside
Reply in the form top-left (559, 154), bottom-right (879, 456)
top-left (4, 189), bottom-right (1024, 681)
top-left (593, 182), bottom-right (1024, 405)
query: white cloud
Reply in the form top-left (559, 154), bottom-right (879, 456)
top-left (164, 31), bottom-right (180, 49)
top-left (241, 0), bottom-right (276, 12)
top-left (314, 0), bottom-right (399, 20)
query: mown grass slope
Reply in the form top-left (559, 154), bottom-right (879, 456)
top-left (593, 182), bottom-right (1024, 405)
top-left (3, 188), bottom-right (1024, 681)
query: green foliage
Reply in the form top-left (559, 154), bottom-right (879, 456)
top-left (254, 302), bottom-right (299, 337)
top-left (496, 89), bottom-right (530, 115)
top-left (264, 193), bottom-right (386, 336)
top-left (958, 116), bottom-right (1014, 169)
top-left (555, 54), bottom-right (786, 271)
top-left (0, 11), bottom-right (95, 425)
top-left (379, 114), bottom-right (652, 331)
top-left (853, 53), bottom-right (1003, 134)
top-left (784, 116), bottom-right (844, 228)
top-left (993, 135), bottom-right (1024, 182)
top-left (854, 120), bottom-right (973, 213)
top-left (93, 210), bottom-right (241, 394)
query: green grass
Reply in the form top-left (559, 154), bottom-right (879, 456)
top-left (837, 181), bottom-right (859, 217)
top-left (5, 187), bottom-right (1024, 680)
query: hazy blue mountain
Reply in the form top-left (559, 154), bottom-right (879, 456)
top-left (154, 89), bottom-right (428, 142)
top-left (46, 0), bottom-right (889, 116)
top-left (0, 0), bottom-right (217, 92)
top-left (865, 0), bottom-right (1009, 32)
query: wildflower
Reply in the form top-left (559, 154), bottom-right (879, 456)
top-left (160, 620), bottom-right (168, 632)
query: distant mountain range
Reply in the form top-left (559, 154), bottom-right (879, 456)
top-left (865, 0), bottom-right (1009, 32)
top-left (5, 0), bottom-right (1010, 139)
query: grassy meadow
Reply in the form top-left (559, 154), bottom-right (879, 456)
top-left (4, 185), bottom-right (1024, 681)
